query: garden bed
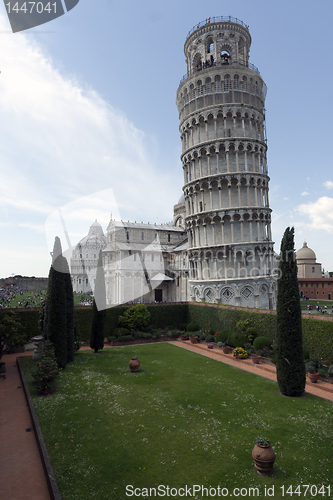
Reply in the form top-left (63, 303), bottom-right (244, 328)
top-left (20, 344), bottom-right (333, 500)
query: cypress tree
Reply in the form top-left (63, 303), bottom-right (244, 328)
top-left (44, 237), bottom-right (67, 369)
top-left (90, 251), bottom-right (106, 353)
top-left (276, 227), bottom-right (305, 397)
top-left (64, 257), bottom-right (75, 363)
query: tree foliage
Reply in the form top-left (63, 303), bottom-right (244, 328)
top-left (43, 237), bottom-right (74, 369)
top-left (90, 251), bottom-right (106, 353)
top-left (32, 340), bottom-right (59, 396)
top-left (118, 304), bottom-right (151, 331)
top-left (276, 227), bottom-right (305, 397)
top-left (0, 311), bottom-right (25, 360)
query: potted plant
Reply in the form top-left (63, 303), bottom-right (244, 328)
top-left (181, 333), bottom-right (189, 341)
top-left (222, 342), bottom-right (231, 354)
top-left (129, 355), bottom-right (140, 372)
top-left (207, 343), bottom-right (214, 349)
top-left (189, 333), bottom-right (199, 344)
top-left (251, 353), bottom-right (261, 364)
top-left (252, 436), bottom-right (276, 475)
top-left (232, 347), bottom-right (248, 359)
top-left (305, 360), bottom-right (320, 383)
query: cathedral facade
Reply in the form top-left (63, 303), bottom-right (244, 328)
top-left (71, 17), bottom-right (277, 309)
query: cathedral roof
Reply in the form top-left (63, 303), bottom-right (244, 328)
top-left (296, 241), bottom-right (316, 262)
top-left (75, 220), bottom-right (107, 250)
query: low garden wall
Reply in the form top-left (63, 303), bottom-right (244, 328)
top-left (3, 302), bottom-right (333, 359)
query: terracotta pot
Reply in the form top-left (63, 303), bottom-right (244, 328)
top-left (308, 372), bottom-right (319, 383)
top-left (190, 336), bottom-right (198, 344)
top-left (252, 444), bottom-right (276, 475)
top-left (222, 346), bottom-right (230, 354)
top-left (129, 358), bottom-right (140, 372)
top-left (207, 343), bottom-right (214, 349)
top-left (181, 334), bottom-right (189, 341)
top-left (252, 355), bottom-right (260, 365)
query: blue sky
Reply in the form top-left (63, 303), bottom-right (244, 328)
top-left (1, 0), bottom-right (333, 277)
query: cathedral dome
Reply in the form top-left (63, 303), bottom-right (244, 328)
top-left (296, 242), bottom-right (316, 262)
top-left (75, 220), bottom-right (107, 250)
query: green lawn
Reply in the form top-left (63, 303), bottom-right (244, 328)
top-left (21, 344), bottom-right (333, 500)
top-left (1, 290), bottom-right (91, 308)
top-left (300, 299), bottom-right (333, 312)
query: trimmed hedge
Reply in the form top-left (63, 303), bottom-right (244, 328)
top-left (253, 336), bottom-right (271, 351)
top-left (187, 305), bottom-right (277, 342)
top-left (6, 303), bottom-right (333, 360)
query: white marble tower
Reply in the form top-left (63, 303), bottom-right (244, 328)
top-left (176, 16), bottom-right (276, 309)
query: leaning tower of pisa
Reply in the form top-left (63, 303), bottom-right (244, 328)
top-left (176, 16), bottom-right (277, 309)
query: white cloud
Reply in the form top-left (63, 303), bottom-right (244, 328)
top-left (0, 14), bottom-right (181, 277)
top-left (0, 14), bottom-right (178, 220)
top-left (297, 196), bottom-right (333, 233)
top-left (323, 181), bottom-right (333, 190)
top-left (301, 191), bottom-right (309, 196)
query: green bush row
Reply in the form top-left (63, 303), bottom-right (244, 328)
top-left (6, 304), bottom-right (333, 359)
top-left (188, 305), bottom-right (333, 359)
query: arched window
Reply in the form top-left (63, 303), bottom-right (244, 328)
top-left (207, 36), bottom-right (214, 54)
top-left (221, 50), bottom-right (230, 65)
top-left (234, 74), bottom-right (240, 90)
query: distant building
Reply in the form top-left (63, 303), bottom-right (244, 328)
top-left (70, 220), bottom-right (107, 293)
top-left (296, 242), bottom-right (333, 300)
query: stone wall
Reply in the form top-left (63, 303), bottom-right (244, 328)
top-left (0, 277), bottom-right (47, 291)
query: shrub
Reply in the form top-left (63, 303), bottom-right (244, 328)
top-left (205, 334), bottom-right (215, 343)
top-left (253, 336), bottom-right (271, 351)
top-left (308, 357), bottom-right (321, 371)
top-left (118, 335), bottom-right (134, 341)
top-left (236, 319), bottom-right (257, 343)
top-left (199, 334), bottom-right (206, 341)
top-left (113, 327), bottom-right (131, 337)
top-left (328, 364), bottom-right (333, 377)
top-left (244, 342), bottom-right (255, 355)
top-left (232, 347), bottom-right (248, 359)
top-left (107, 336), bottom-right (117, 341)
top-left (318, 368), bottom-right (326, 377)
top-left (142, 333), bottom-right (152, 339)
top-left (171, 330), bottom-right (181, 338)
top-left (229, 332), bottom-right (247, 348)
top-left (187, 322), bottom-right (200, 332)
top-left (305, 361), bottom-right (317, 373)
top-left (118, 304), bottom-right (151, 330)
top-left (189, 331), bottom-right (200, 337)
top-left (215, 329), bottom-right (232, 344)
top-left (217, 341), bottom-right (223, 348)
top-left (31, 340), bottom-right (59, 396)
top-left (0, 311), bottom-right (25, 360)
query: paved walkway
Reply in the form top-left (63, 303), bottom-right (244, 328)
top-left (0, 342), bottom-right (332, 500)
top-left (170, 340), bottom-right (333, 401)
top-left (0, 350), bottom-right (51, 500)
